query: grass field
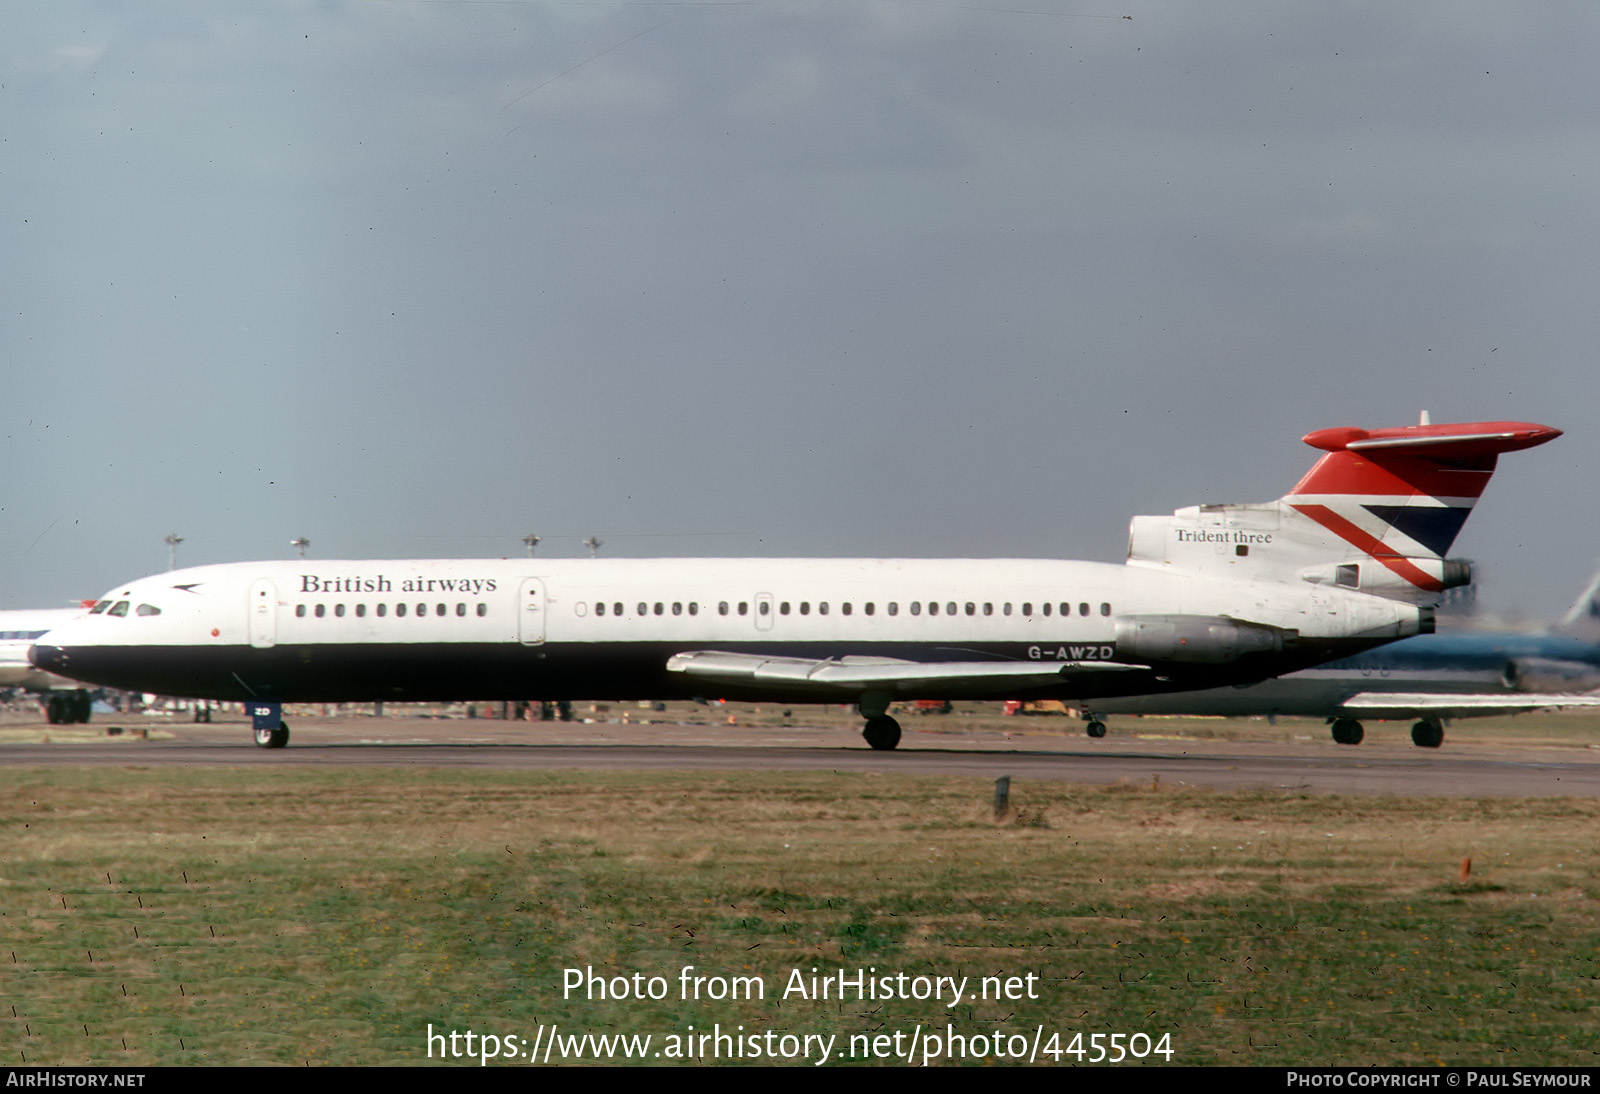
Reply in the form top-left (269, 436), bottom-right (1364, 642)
top-left (4, 759), bottom-right (1598, 1067)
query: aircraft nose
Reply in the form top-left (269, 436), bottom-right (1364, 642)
top-left (30, 644), bottom-right (67, 673)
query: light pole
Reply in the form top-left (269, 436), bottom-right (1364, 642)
top-left (523, 534), bottom-right (541, 558)
top-left (583, 536), bottom-right (603, 558)
top-left (291, 537), bottom-right (310, 559)
top-left (164, 534), bottom-right (184, 571)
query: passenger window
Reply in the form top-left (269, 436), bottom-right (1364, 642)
top-left (595, 602), bottom-right (606, 617)
top-left (865, 602), bottom-right (875, 616)
top-left (478, 603), bottom-right (489, 617)
top-left (719, 601), bottom-right (729, 616)
top-left (672, 602), bottom-right (682, 616)
top-left (1003, 603), bottom-right (1012, 616)
top-left (457, 603), bottom-right (466, 617)
top-left (1042, 603), bottom-right (1052, 617)
top-left (356, 604), bottom-right (367, 618)
top-left (740, 602), bottom-right (750, 616)
top-left (436, 604), bottom-right (446, 617)
top-left (780, 602), bottom-right (791, 615)
top-left (416, 603), bottom-right (426, 617)
top-left (983, 603), bottom-right (993, 616)
top-left (397, 603), bottom-right (407, 617)
top-left (887, 602), bottom-right (897, 616)
top-left (1079, 602), bottom-right (1090, 616)
top-left (1022, 602), bottom-right (1033, 616)
top-left (1100, 602), bottom-right (1111, 616)
top-left (654, 603), bottom-right (664, 616)
top-left (819, 602), bottom-right (828, 615)
top-left (613, 603), bottom-right (622, 617)
top-left (335, 604), bottom-right (345, 618)
top-left (1060, 602), bottom-right (1069, 616)
top-left (688, 602), bottom-right (698, 616)
top-left (315, 604), bottom-right (326, 618)
top-left (296, 604), bottom-right (307, 618)
top-left (947, 601), bottom-right (957, 616)
top-left (799, 602), bottom-right (810, 615)
top-left (638, 602), bottom-right (648, 616)
top-left (965, 602), bottom-right (975, 616)
top-left (757, 601), bottom-right (768, 616)
top-left (378, 603), bottom-right (389, 617)
top-left (910, 602), bottom-right (922, 616)
top-left (842, 603), bottom-right (852, 616)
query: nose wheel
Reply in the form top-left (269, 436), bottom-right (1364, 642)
top-left (253, 721), bottom-right (290, 749)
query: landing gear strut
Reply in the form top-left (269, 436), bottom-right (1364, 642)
top-left (1410, 718), bottom-right (1444, 749)
top-left (1330, 717), bottom-right (1364, 745)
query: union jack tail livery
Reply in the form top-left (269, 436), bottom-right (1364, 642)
top-left (1128, 417), bottom-right (1561, 604)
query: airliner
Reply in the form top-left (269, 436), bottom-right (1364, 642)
top-left (30, 417), bottom-right (1560, 750)
top-left (0, 607), bottom-right (97, 723)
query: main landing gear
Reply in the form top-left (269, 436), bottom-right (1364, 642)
top-left (1330, 717), bottom-right (1364, 745)
top-left (1410, 718), bottom-right (1445, 749)
top-left (44, 690), bottom-right (93, 725)
top-left (858, 691), bottom-right (902, 751)
top-left (1084, 717), bottom-right (1107, 739)
top-left (250, 701), bottom-right (290, 749)
top-left (1329, 716), bottom-right (1445, 747)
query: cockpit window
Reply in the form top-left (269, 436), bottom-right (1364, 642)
top-left (136, 604), bottom-right (162, 617)
top-left (107, 601), bottom-right (130, 617)
top-left (89, 600), bottom-right (112, 615)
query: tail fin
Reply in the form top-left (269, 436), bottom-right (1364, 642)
top-left (1556, 566), bottom-right (1600, 640)
top-left (1127, 419), bottom-right (1560, 603)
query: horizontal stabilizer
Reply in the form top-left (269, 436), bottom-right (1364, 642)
top-left (1302, 422), bottom-right (1561, 457)
top-left (665, 650), bottom-right (1144, 695)
top-left (1341, 691), bottom-right (1600, 720)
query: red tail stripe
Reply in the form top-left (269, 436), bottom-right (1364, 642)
top-left (1290, 452), bottom-right (1495, 500)
top-left (1289, 503), bottom-right (1446, 592)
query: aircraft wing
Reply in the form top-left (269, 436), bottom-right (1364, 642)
top-left (1341, 691), bottom-right (1600, 720)
top-left (665, 650), bottom-right (1146, 695)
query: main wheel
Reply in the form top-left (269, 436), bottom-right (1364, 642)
top-left (1331, 718), bottom-right (1364, 745)
top-left (254, 722), bottom-right (290, 749)
top-left (1085, 720), bottom-right (1107, 739)
top-left (1411, 720), bottom-right (1444, 748)
top-left (862, 715), bottom-right (901, 751)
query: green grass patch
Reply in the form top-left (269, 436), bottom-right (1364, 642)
top-left (2, 767), bottom-right (1598, 1066)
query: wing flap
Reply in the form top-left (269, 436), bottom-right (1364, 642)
top-left (1342, 691), bottom-right (1600, 719)
top-left (665, 650), bottom-right (1144, 694)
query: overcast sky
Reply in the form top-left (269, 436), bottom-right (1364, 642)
top-left (4, 1), bottom-right (1595, 623)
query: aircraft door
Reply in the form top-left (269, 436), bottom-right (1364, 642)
top-left (518, 578), bottom-right (547, 646)
top-left (755, 593), bottom-right (774, 631)
top-left (248, 579), bottom-right (277, 649)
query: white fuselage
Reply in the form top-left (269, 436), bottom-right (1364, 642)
top-left (32, 556), bottom-right (1426, 705)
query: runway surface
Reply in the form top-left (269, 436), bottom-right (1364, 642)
top-left (4, 713), bottom-right (1599, 797)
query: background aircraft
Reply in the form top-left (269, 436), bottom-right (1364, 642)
top-left (1075, 572), bottom-right (1600, 747)
top-left (0, 606), bottom-right (98, 723)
